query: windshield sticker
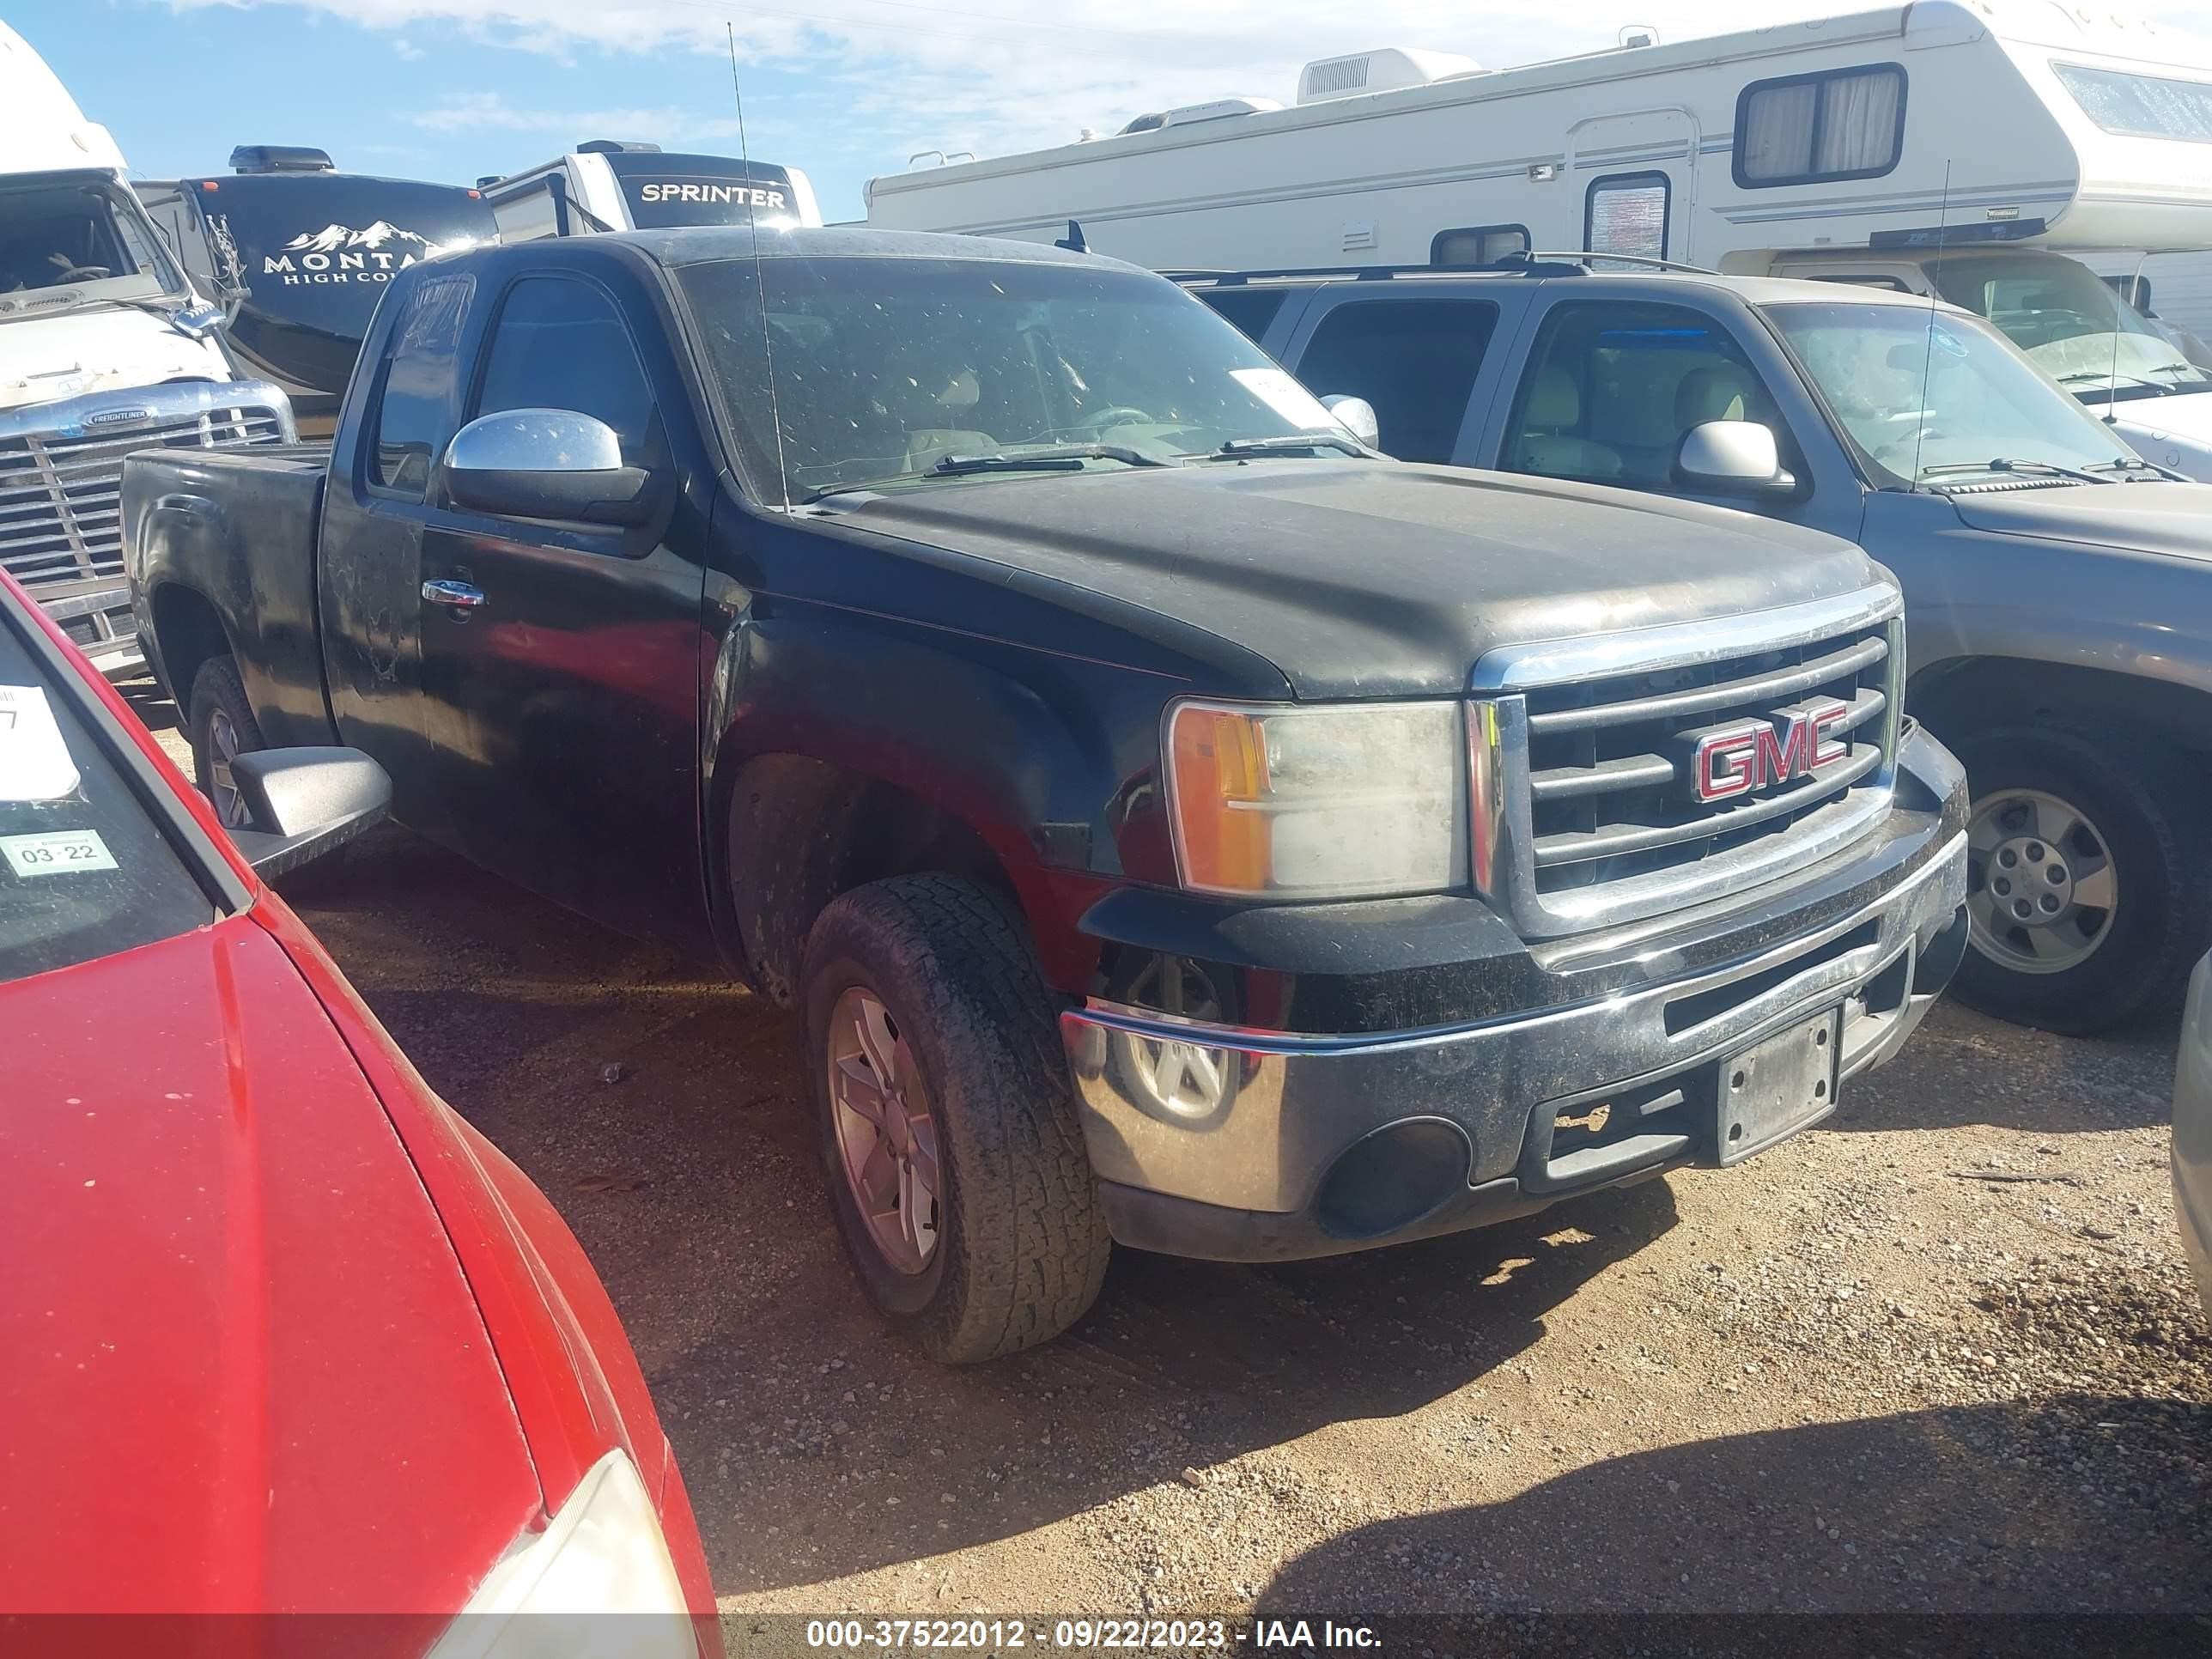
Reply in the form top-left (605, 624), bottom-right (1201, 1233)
top-left (0, 686), bottom-right (81, 803)
top-left (1231, 367), bottom-right (1338, 431)
top-left (2, 829), bottom-right (117, 880)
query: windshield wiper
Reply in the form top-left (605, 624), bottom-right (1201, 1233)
top-left (1921, 457), bottom-right (2116, 487)
top-left (2056, 368), bottom-right (2171, 395)
top-left (1208, 433), bottom-right (1366, 459)
top-left (2087, 455), bottom-right (2191, 482)
top-left (932, 443), bottom-right (1167, 477)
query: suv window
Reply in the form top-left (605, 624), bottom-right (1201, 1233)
top-left (471, 276), bottom-right (665, 470)
top-left (1195, 287), bottom-right (1289, 345)
top-left (370, 272), bottom-right (473, 497)
top-left (1504, 301), bottom-right (1784, 489)
top-left (1294, 297), bottom-right (1498, 463)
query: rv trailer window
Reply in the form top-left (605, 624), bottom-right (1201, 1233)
top-left (1584, 173), bottom-right (1669, 262)
top-left (1295, 299), bottom-right (1498, 463)
top-left (1735, 64), bottom-right (1906, 188)
top-left (489, 179), bottom-right (563, 243)
top-left (1431, 225), bottom-right (1530, 267)
top-left (1196, 287), bottom-right (1290, 345)
top-left (2053, 63), bottom-right (2212, 143)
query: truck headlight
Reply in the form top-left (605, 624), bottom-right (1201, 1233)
top-left (428, 1449), bottom-right (697, 1659)
top-left (1164, 699), bottom-right (1468, 899)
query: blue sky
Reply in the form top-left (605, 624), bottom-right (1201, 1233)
top-left (13, 1), bottom-right (2204, 223)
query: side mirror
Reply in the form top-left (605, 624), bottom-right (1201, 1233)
top-left (443, 409), bottom-right (656, 527)
top-left (1320, 393), bottom-right (1381, 451)
top-left (224, 748), bottom-right (392, 879)
top-left (1673, 420), bottom-right (1797, 496)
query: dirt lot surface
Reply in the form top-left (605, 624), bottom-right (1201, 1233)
top-left (147, 706), bottom-right (2211, 1630)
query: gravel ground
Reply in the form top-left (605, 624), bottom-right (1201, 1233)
top-left (144, 702), bottom-right (2211, 1630)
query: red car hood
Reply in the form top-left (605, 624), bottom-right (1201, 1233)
top-left (0, 915), bottom-right (541, 1613)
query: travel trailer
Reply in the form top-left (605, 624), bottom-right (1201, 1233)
top-left (0, 21), bottom-right (291, 675)
top-left (480, 142), bottom-right (823, 240)
top-left (866, 2), bottom-right (2212, 476)
top-left (137, 149), bottom-right (495, 434)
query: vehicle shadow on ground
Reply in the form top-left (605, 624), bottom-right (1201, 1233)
top-left (1825, 1000), bottom-right (2178, 1139)
top-left (1254, 1392), bottom-right (2212, 1616)
top-left (282, 826), bottom-right (1685, 1597)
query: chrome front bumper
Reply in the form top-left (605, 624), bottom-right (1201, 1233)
top-left (1062, 830), bottom-right (1968, 1262)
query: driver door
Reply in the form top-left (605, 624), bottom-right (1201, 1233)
top-left (414, 267), bottom-right (709, 949)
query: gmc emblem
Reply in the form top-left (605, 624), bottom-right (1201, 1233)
top-left (1691, 698), bottom-right (1851, 804)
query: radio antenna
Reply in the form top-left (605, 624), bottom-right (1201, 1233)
top-left (729, 21), bottom-right (791, 509)
top-left (1911, 161), bottom-right (1951, 488)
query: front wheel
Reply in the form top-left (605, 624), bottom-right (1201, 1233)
top-left (186, 655), bottom-right (265, 830)
top-left (800, 874), bottom-right (1110, 1363)
top-left (1949, 726), bottom-right (2208, 1034)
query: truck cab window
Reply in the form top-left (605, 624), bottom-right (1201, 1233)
top-left (1505, 301), bottom-right (1785, 489)
top-left (471, 276), bottom-right (665, 471)
top-left (370, 273), bottom-right (473, 498)
top-left (1194, 287), bottom-right (1287, 345)
top-left (1294, 298), bottom-right (1498, 463)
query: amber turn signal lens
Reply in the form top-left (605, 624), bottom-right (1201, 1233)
top-left (1168, 703), bottom-right (1274, 893)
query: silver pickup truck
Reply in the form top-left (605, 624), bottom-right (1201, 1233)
top-left (1193, 260), bottom-right (2212, 1034)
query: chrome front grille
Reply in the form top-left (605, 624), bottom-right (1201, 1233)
top-left (1470, 585), bottom-right (1905, 938)
top-left (0, 404), bottom-right (288, 593)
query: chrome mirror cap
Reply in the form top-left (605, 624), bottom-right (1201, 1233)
top-left (1320, 393), bottom-right (1382, 451)
top-left (444, 408), bottom-right (624, 475)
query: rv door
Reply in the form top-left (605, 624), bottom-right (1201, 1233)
top-left (1569, 109), bottom-right (1698, 263)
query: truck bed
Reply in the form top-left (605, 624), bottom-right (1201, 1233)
top-left (122, 442), bottom-right (337, 748)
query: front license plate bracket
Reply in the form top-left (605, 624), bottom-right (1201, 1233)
top-left (1717, 1006), bottom-right (1842, 1166)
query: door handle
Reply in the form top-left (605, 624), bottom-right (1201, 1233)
top-left (422, 579), bottom-right (487, 611)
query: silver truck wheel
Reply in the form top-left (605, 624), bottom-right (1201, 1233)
top-left (1948, 726), bottom-right (2207, 1035)
top-left (187, 656), bottom-right (265, 831)
top-left (1965, 787), bottom-right (2117, 975)
top-left (825, 985), bottom-right (941, 1276)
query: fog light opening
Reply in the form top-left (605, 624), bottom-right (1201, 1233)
top-left (1313, 1117), bottom-right (1473, 1242)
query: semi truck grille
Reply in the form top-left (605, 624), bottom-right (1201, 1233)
top-left (0, 405), bottom-right (287, 593)
top-left (1469, 586), bottom-right (1905, 938)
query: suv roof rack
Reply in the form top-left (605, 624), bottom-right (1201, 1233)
top-left (1168, 250), bottom-right (1719, 285)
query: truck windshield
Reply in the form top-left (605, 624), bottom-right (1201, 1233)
top-left (0, 179), bottom-right (185, 315)
top-left (1765, 301), bottom-right (2142, 489)
top-left (677, 254), bottom-right (1351, 501)
top-left (1, 602), bottom-right (215, 986)
top-left (1924, 251), bottom-right (2210, 404)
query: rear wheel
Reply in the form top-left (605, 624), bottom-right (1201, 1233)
top-left (186, 656), bottom-right (264, 830)
top-left (800, 873), bottom-right (1109, 1364)
top-left (1949, 726), bottom-right (2207, 1034)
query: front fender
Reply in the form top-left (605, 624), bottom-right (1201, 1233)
top-left (702, 591), bottom-right (1188, 994)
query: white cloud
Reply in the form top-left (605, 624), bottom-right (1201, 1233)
top-left (167, 1), bottom-right (2209, 185)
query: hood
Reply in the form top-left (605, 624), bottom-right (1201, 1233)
top-left (829, 461), bottom-right (1883, 698)
top-left (2108, 388), bottom-right (2212, 481)
top-left (1944, 479), bottom-right (2212, 563)
top-left (0, 306), bottom-right (232, 413)
top-left (0, 915), bottom-right (539, 1613)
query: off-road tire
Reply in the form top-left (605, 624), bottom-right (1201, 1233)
top-left (800, 874), bottom-right (1110, 1363)
top-left (1949, 725), bottom-right (2208, 1035)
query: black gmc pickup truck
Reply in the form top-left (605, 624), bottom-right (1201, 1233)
top-left (124, 228), bottom-right (1970, 1361)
